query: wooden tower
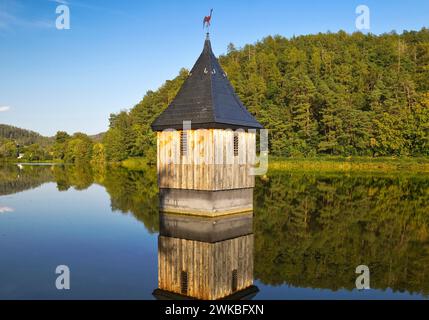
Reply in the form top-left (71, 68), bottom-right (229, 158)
top-left (151, 34), bottom-right (262, 216)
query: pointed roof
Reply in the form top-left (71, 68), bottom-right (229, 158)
top-left (151, 34), bottom-right (263, 131)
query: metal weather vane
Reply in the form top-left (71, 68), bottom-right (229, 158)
top-left (203, 9), bottom-right (213, 31)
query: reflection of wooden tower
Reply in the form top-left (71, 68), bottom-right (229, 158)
top-left (151, 34), bottom-right (262, 216)
top-left (153, 213), bottom-right (258, 300)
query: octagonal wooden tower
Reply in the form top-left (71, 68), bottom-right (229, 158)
top-left (151, 34), bottom-right (262, 216)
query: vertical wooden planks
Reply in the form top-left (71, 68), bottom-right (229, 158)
top-left (158, 235), bottom-right (254, 300)
top-left (157, 129), bottom-right (256, 191)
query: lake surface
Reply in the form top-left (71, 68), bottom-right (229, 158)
top-left (0, 164), bottom-right (428, 300)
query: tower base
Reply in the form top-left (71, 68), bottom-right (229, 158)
top-left (159, 188), bottom-right (253, 217)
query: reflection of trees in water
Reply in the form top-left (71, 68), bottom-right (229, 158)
top-left (0, 165), bottom-right (54, 196)
top-left (0, 164), bottom-right (97, 196)
top-left (51, 164), bottom-right (159, 233)
top-left (0, 164), bottom-right (159, 233)
top-left (100, 166), bottom-right (159, 233)
top-left (3, 164), bottom-right (429, 295)
top-left (253, 172), bottom-right (429, 296)
top-left (52, 165), bottom-right (94, 191)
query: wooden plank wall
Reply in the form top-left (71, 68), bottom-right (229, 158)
top-left (157, 129), bottom-right (256, 190)
top-left (158, 234), bottom-right (254, 300)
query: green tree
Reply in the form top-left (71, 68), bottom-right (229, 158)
top-left (0, 139), bottom-right (18, 159)
top-left (64, 133), bottom-right (93, 163)
top-left (287, 75), bottom-right (318, 156)
top-left (52, 131), bottom-right (71, 160)
top-left (103, 127), bottom-right (129, 162)
top-left (91, 143), bottom-right (106, 165)
top-left (22, 144), bottom-right (46, 161)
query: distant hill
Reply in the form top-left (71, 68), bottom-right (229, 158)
top-left (0, 124), bottom-right (52, 146)
top-left (89, 132), bottom-right (106, 143)
top-left (0, 124), bottom-right (105, 146)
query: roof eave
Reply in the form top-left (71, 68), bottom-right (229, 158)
top-left (151, 121), bottom-right (263, 132)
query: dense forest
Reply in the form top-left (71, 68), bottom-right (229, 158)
top-left (0, 124), bottom-right (50, 146)
top-left (1, 29), bottom-right (428, 163)
top-left (104, 29), bottom-right (429, 161)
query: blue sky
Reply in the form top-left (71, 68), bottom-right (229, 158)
top-left (0, 0), bottom-right (428, 136)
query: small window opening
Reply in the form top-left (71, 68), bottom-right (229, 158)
top-left (231, 269), bottom-right (238, 292)
top-left (180, 131), bottom-right (188, 157)
top-left (181, 271), bottom-right (188, 295)
top-left (233, 133), bottom-right (239, 157)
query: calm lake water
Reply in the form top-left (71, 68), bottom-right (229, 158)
top-left (0, 164), bottom-right (428, 300)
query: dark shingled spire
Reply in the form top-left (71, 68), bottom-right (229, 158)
top-left (151, 34), bottom-right (263, 131)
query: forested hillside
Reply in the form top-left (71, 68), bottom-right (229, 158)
top-left (0, 124), bottom-right (51, 146)
top-left (0, 125), bottom-right (104, 162)
top-left (104, 29), bottom-right (429, 161)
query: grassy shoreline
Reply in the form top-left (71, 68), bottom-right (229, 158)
top-left (119, 156), bottom-right (429, 173)
top-left (268, 156), bottom-right (429, 173)
top-left (3, 156), bottom-right (429, 173)
top-left (0, 159), bottom-right (64, 164)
